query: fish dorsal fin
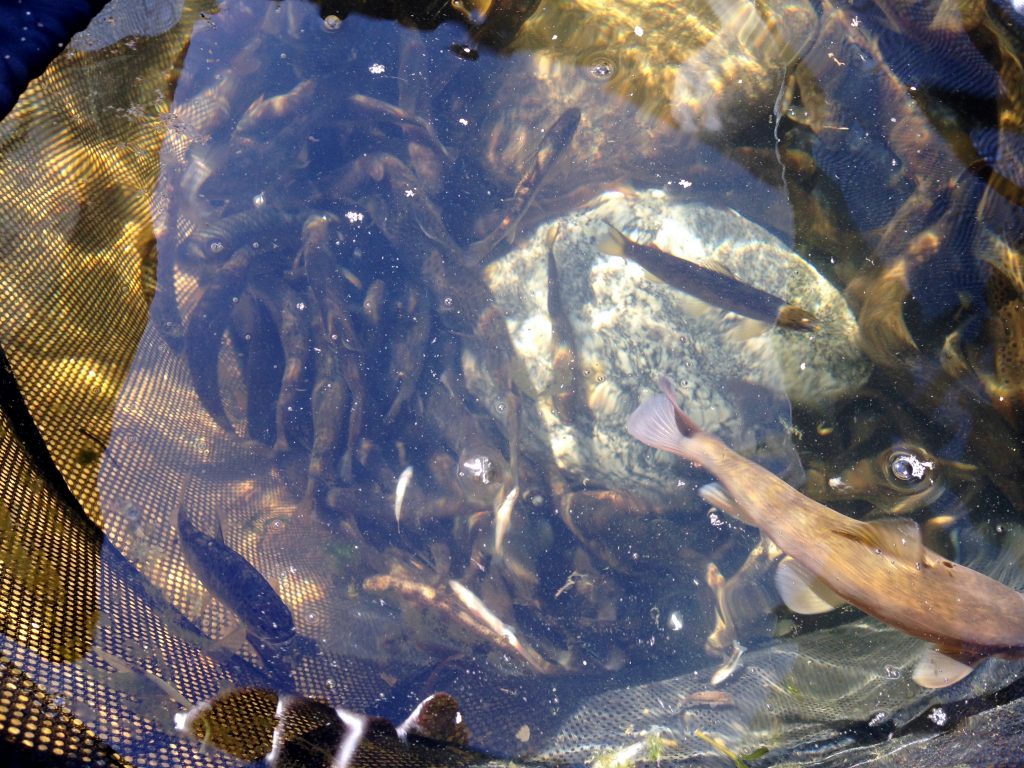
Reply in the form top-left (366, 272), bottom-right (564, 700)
top-left (701, 257), bottom-right (738, 280)
top-left (774, 556), bottom-right (845, 615)
top-left (830, 517), bottom-right (936, 564)
top-left (698, 482), bottom-right (757, 527)
top-left (912, 647), bottom-right (977, 689)
top-left (876, 518), bottom-right (942, 567)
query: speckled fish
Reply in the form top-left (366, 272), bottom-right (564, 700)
top-left (598, 223), bottom-right (820, 332)
top-left (628, 376), bottom-right (1024, 688)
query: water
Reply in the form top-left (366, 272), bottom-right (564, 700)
top-left (3, 0), bottom-right (1024, 765)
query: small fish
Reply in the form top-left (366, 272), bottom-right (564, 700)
top-left (710, 641), bottom-right (745, 686)
top-left (233, 79), bottom-right (316, 136)
top-left (349, 93), bottom-right (451, 162)
top-left (628, 376), bottom-right (1024, 688)
top-left (492, 484), bottom-right (519, 557)
top-left (184, 245), bottom-right (256, 433)
top-left (176, 506), bottom-right (296, 648)
top-left (395, 465), bottom-right (414, 531)
top-left (545, 223), bottom-right (583, 424)
top-left (598, 224), bottom-right (820, 332)
top-left (448, 580), bottom-right (556, 674)
top-left (467, 106), bottom-right (581, 263)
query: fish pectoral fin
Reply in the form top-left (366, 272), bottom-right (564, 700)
top-left (596, 221), bottom-right (630, 256)
top-left (774, 556), bottom-right (845, 615)
top-left (701, 255), bottom-right (738, 280)
top-left (698, 482), bottom-right (757, 527)
top-left (912, 647), bottom-right (977, 689)
top-left (217, 620), bottom-right (248, 653)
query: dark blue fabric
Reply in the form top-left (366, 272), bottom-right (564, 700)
top-left (0, 0), bottom-right (109, 120)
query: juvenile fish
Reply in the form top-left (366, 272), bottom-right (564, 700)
top-left (467, 106), bottom-right (581, 263)
top-left (628, 376), bottom-right (1024, 688)
top-left (598, 224), bottom-right (820, 332)
top-left (176, 506), bottom-right (295, 647)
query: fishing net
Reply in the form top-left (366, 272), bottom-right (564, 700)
top-left (0, 1), bottom-right (1023, 766)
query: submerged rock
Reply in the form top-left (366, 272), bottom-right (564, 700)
top-left (462, 188), bottom-right (870, 507)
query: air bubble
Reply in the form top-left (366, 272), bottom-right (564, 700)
top-left (884, 664), bottom-right (901, 679)
top-left (208, 240), bottom-right (224, 254)
top-left (928, 707), bottom-right (947, 726)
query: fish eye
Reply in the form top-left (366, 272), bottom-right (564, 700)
top-left (887, 449), bottom-right (931, 486)
top-left (580, 52), bottom-right (618, 82)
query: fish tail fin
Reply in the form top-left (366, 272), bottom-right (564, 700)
top-left (627, 377), bottom-right (703, 461)
top-left (657, 375), bottom-right (702, 436)
top-left (596, 221), bottom-right (629, 256)
top-left (776, 304), bottom-right (821, 332)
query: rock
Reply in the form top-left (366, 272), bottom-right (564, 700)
top-left (462, 188), bottom-right (870, 507)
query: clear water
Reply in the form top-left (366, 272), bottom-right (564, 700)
top-left (49, 0), bottom-right (1024, 763)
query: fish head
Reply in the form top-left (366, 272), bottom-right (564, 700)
top-left (825, 442), bottom-right (945, 514)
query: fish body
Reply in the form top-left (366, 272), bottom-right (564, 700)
top-left (176, 506), bottom-right (295, 646)
top-left (177, 688), bottom-right (484, 768)
top-left (598, 224), bottom-right (819, 332)
top-left (468, 106), bottom-right (581, 263)
top-left (628, 378), bottom-right (1024, 686)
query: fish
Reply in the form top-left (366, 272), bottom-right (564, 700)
top-left (466, 106), bottom-right (581, 263)
top-left (545, 223), bottom-right (583, 424)
top-left (394, 465), bottom-right (414, 531)
top-left (448, 579), bottom-right (556, 674)
top-left (176, 687), bottom-right (482, 768)
top-left (176, 504), bottom-right (306, 686)
top-left (819, 442), bottom-right (975, 515)
top-left (627, 376), bottom-right (1024, 688)
top-left (597, 224), bottom-right (820, 332)
top-left (183, 245), bottom-right (256, 434)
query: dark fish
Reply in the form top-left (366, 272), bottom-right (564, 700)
top-left (467, 106), bottom-right (581, 263)
top-left (176, 505), bottom-right (295, 647)
top-left (186, 207), bottom-right (295, 262)
top-left (272, 283), bottom-right (312, 456)
top-left (234, 292), bottom-right (285, 446)
top-left (628, 376), bottom-right (1024, 688)
top-left (598, 224), bottom-right (820, 332)
top-left (176, 688), bottom-right (485, 768)
top-left (184, 245), bottom-right (256, 433)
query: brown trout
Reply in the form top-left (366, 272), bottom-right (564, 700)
top-left (598, 224), bottom-right (820, 332)
top-left (628, 376), bottom-right (1024, 688)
